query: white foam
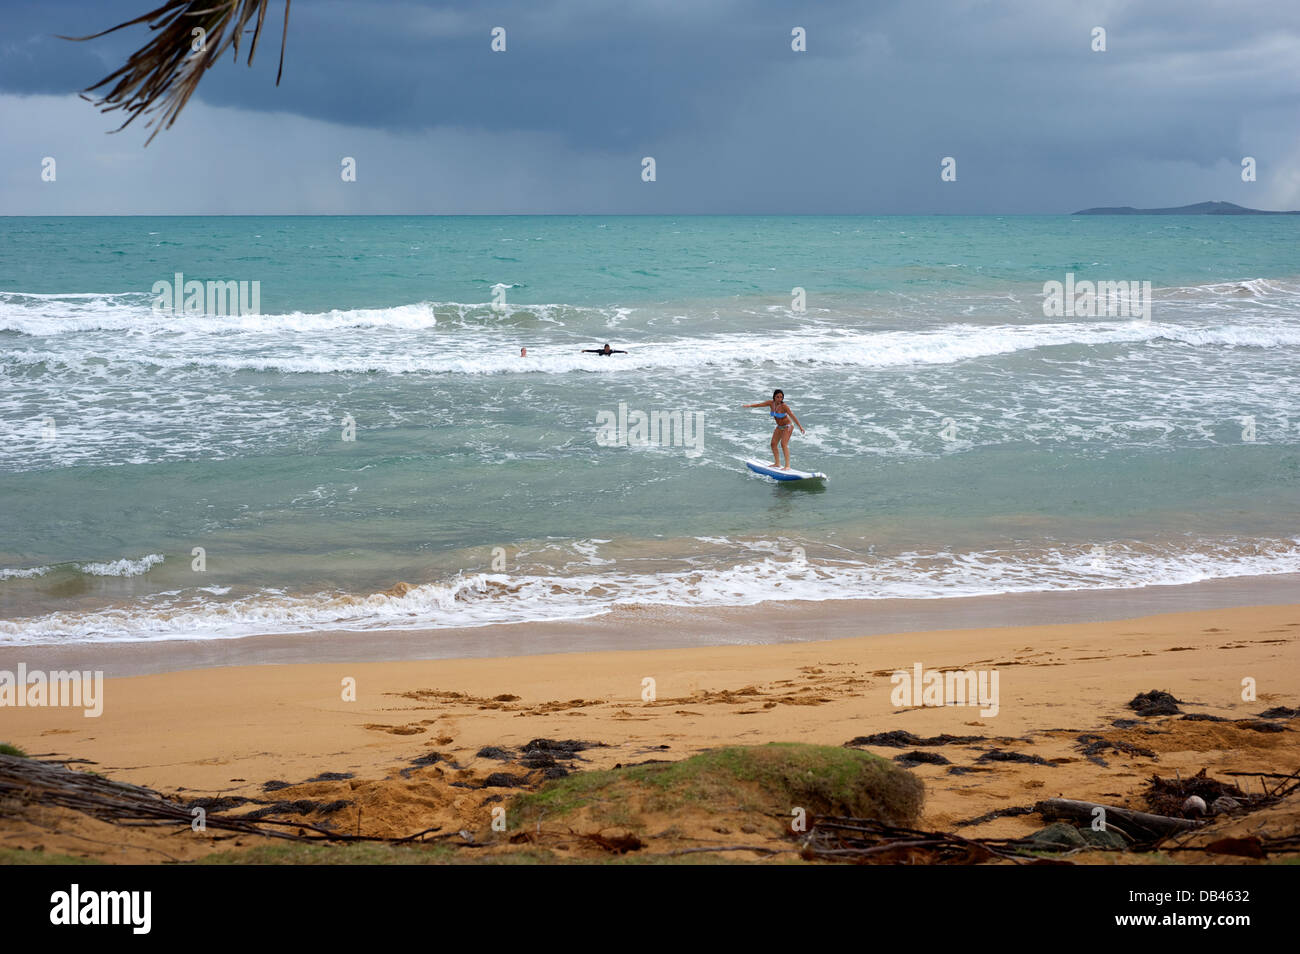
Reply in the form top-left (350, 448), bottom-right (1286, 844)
top-left (77, 554), bottom-right (166, 577)
top-left (6, 316), bottom-right (1295, 380)
top-left (0, 565), bottom-right (51, 581)
top-left (2, 538), bottom-right (1297, 644)
top-left (0, 294), bottom-right (599, 337)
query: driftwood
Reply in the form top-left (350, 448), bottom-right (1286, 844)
top-left (1220, 768), bottom-right (1300, 800)
top-left (1034, 797), bottom-right (1202, 843)
top-left (0, 755), bottom-right (435, 845)
top-left (798, 815), bottom-right (1069, 864)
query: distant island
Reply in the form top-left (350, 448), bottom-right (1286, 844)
top-left (1074, 200), bottom-right (1300, 215)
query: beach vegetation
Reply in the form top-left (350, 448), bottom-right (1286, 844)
top-left (198, 842), bottom-right (561, 865)
top-left (0, 847), bottom-right (97, 864)
top-left (510, 742), bottom-right (925, 833)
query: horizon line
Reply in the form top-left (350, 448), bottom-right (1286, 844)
top-left (3, 210), bottom-right (1294, 218)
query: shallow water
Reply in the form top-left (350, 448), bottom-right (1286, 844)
top-left (1, 215), bottom-right (1297, 643)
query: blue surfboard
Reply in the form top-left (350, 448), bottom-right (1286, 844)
top-left (744, 457), bottom-right (828, 482)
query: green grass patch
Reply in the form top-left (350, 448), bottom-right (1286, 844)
top-left (511, 742), bottom-right (924, 832)
top-left (199, 842), bottom-right (457, 865)
top-left (0, 743), bottom-right (27, 757)
top-left (197, 841), bottom-right (563, 865)
top-left (0, 847), bottom-right (99, 865)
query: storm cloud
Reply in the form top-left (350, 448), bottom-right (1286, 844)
top-left (2, 0), bottom-right (1298, 213)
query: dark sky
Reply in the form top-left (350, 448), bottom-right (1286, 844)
top-left (2, 0), bottom-right (1297, 213)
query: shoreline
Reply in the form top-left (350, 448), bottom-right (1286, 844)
top-left (3, 571), bottom-right (1297, 678)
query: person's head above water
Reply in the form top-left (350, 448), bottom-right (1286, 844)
top-left (772, 389), bottom-right (784, 403)
top-left (602, 343), bottom-right (612, 352)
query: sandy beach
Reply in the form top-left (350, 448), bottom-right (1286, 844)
top-left (2, 600), bottom-right (1296, 863)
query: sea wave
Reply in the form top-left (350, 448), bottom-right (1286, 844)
top-left (2, 539), bottom-right (1296, 644)
top-left (4, 273), bottom-right (1299, 342)
top-left (0, 565), bottom-right (50, 581)
top-left (0, 554), bottom-right (165, 582)
top-left (79, 554), bottom-right (166, 577)
top-left (3, 318), bottom-right (1297, 378)
top-left (0, 293), bottom-right (618, 336)
top-left (1159, 276), bottom-right (1300, 299)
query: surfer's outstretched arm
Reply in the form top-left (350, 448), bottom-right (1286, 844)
top-left (742, 400), bottom-right (774, 409)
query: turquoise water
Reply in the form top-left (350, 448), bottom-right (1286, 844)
top-left (1, 215), bottom-right (1298, 643)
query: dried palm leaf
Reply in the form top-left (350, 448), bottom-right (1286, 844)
top-left (61, 0), bottom-right (291, 144)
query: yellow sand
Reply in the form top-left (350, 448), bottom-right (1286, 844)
top-left (2, 603), bottom-right (1296, 861)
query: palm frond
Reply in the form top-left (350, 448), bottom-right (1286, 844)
top-left (60, 0), bottom-right (291, 144)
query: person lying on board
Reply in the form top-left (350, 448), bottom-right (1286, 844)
top-left (742, 388), bottom-right (804, 469)
top-left (579, 343), bottom-right (627, 355)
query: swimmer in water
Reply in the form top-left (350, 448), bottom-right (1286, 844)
top-left (580, 343), bottom-right (627, 356)
top-left (742, 389), bottom-right (804, 468)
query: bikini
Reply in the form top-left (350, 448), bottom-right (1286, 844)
top-left (771, 409), bottom-right (792, 430)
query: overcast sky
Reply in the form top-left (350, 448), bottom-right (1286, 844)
top-left (2, 0), bottom-right (1298, 214)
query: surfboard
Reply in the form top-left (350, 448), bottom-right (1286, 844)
top-left (744, 457), bottom-right (828, 482)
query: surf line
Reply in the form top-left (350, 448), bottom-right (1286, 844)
top-left (595, 402), bottom-right (705, 457)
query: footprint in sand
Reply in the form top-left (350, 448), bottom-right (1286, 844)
top-left (362, 723), bottom-right (426, 736)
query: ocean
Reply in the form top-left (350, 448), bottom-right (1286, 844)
top-left (1, 214), bottom-right (1297, 644)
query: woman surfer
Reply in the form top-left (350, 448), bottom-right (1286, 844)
top-left (743, 389), bottom-right (804, 469)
